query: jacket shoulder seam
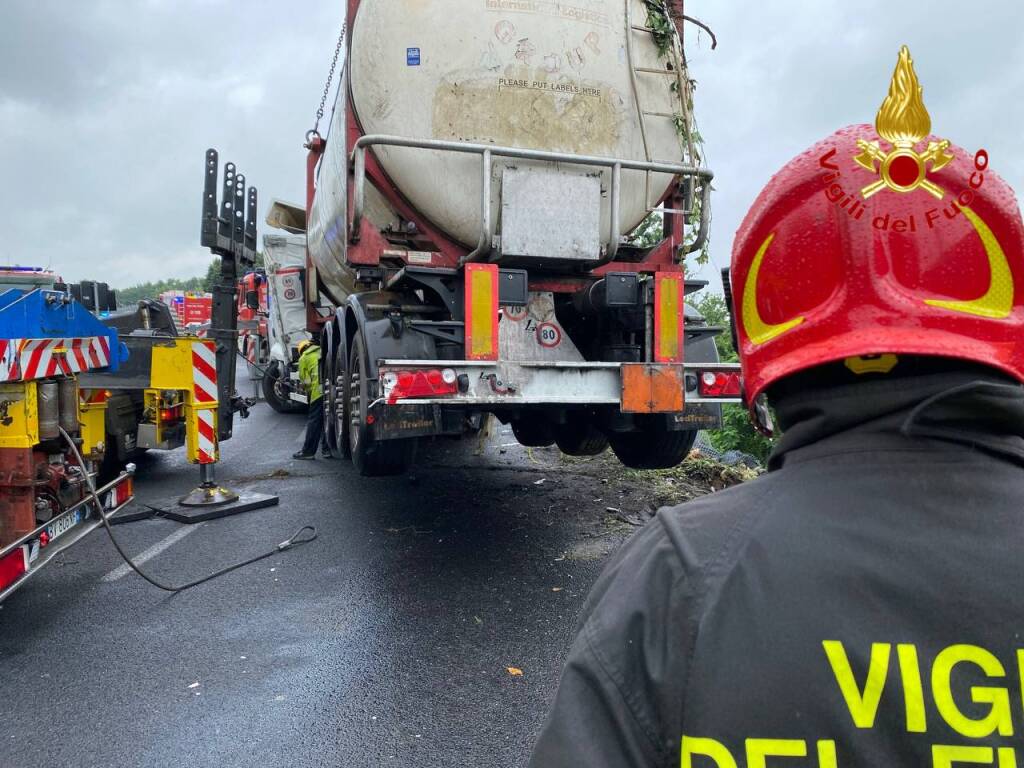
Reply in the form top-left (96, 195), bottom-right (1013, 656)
top-left (582, 602), bottom-right (669, 763)
top-left (677, 486), bottom-right (779, 717)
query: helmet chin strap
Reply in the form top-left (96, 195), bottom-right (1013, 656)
top-left (752, 394), bottom-right (776, 437)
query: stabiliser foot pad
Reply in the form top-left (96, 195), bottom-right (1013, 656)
top-left (110, 492), bottom-right (279, 525)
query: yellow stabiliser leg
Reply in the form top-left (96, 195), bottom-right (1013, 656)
top-left (178, 396), bottom-right (239, 507)
top-left (150, 337), bottom-right (239, 508)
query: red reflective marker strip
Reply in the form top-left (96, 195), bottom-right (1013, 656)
top-left (0, 546), bottom-right (28, 592)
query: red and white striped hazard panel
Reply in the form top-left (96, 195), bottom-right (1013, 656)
top-left (191, 341), bottom-right (217, 403)
top-left (191, 341), bottom-right (218, 464)
top-left (195, 408), bottom-right (217, 464)
top-left (0, 336), bottom-right (111, 382)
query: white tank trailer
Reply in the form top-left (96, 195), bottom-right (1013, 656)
top-left (274, 0), bottom-right (741, 476)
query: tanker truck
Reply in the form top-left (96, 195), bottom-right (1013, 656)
top-left (268, 0), bottom-right (740, 476)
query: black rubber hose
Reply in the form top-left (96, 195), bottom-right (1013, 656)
top-left (59, 427), bottom-right (316, 593)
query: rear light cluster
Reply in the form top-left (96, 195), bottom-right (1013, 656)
top-left (159, 407), bottom-right (183, 423)
top-left (383, 368), bottom-right (459, 404)
top-left (699, 371), bottom-right (743, 398)
top-left (159, 392), bottom-right (185, 424)
top-left (0, 546), bottom-right (27, 593)
top-left (113, 476), bottom-right (134, 507)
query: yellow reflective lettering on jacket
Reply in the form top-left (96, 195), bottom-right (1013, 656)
top-left (823, 640), bottom-right (891, 728)
top-left (932, 644), bottom-right (1014, 738)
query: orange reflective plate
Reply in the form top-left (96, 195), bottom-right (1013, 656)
top-left (621, 364), bottom-right (684, 414)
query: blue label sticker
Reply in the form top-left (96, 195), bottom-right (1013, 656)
top-left (407, 47), bottom-right (421, 66)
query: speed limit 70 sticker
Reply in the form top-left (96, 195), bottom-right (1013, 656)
top-left (503, 305), bottom-right (528, 322)
top-left (536, 322), bottom-right (562, 348)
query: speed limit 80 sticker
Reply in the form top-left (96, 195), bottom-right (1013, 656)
top-left (536, 322), bottom-right (562, 348)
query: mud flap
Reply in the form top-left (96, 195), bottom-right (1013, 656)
top-left (673, 404), bottom-right (723, 430)
top-left (372, 404), bottom-right (466, 440)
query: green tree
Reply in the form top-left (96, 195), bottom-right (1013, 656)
top-left (117, 253), bottom-right (262, 307)
top-left (628, 212), bottom-right (665, 248)
top-left (690, 291), bottom-right (775, 463)
top-left (203, 253), bottom-right (263, 292)
top-left (627, 204), bottom-right (711, 268)
top-left (203, 260), bottom-right (220, 293)
top-left (117, 276), bottom-right (207, 306)
top-left (691, 293), bottom-right (734, 361)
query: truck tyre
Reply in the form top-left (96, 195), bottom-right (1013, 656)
top-left (323, 344), bottom-right (340, 457)
top-left (331, 343), bottom-right (350, 459)
top-left (511, 418), bottom-right (556, 448)
top-left (262, 361), bottom-right (304, 414)
top-left (553, 414), bottom-right (609, 457)
top-left (609, 429), bottom-right (698, 470)
top-left (345, 333), bottom-right (417, 476)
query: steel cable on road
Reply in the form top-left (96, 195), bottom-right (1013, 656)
top-left (59, 427), bottom-right (317, 593)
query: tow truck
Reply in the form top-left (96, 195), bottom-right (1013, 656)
top-left (0, 284), bottom-right (135, 601)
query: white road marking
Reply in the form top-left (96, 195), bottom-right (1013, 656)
top-left (101, 524), bottom-right (201, 582)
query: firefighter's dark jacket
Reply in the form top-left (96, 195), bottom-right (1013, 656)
top-left (530, 370), bottom-right (1024, 768)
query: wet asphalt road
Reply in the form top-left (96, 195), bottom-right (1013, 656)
top-left (0, 403), bottom-right (625, 767)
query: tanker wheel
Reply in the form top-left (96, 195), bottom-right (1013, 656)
top-left (553, 413), bottom-right (609, 457)
top-left (322, 342), bottom-right (346, 458)
top-left (345, 333), bottom-right (417, 476)
top-left (608, 429), bottom-right (698, 470)
top-left (330, 343), bottom-right (350, 459)
top-left (511, 418), bottom-right (555, 448)
top-left (262, 361), bottom-right (304, 415)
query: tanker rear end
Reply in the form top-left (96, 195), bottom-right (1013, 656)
top-left (288, 0), bottom-right (741, 476)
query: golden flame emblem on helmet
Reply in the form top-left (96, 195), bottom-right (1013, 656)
top-left (854, 46), bottom-right (954, 200)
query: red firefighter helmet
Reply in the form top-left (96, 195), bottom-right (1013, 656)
top-left (731, 46), bottom-right (1024, 408)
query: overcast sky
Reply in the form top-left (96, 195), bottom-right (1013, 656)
top-left (1, 1), bottom-right (1020, 290)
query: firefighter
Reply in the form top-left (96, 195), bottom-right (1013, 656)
top-left (292, 339), bottom-right (330, 460)
top-left (530, 48), bottom-right (1024, 767)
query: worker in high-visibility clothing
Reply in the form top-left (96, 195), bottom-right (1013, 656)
top-left (530, 47), bottom-right (1024, 767)
top-left (292, 339), bottom-right (331, 460)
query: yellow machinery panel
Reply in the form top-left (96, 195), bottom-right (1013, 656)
top-left (146, 336), bottom-right (217, 465)
top-left (0, 382), bottom-right (39, 449)
top-left (78, 395), bottom-right (108, 459)
top-left (150, 338), bottom-right (199, 390)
